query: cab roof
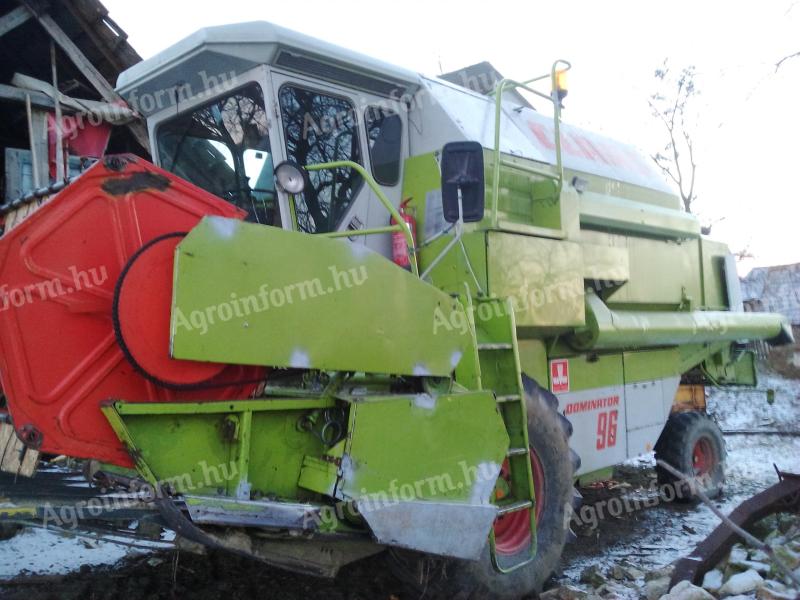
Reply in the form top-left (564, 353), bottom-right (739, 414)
top-left (116, 20), bottom-right (675, 200)
top-left (116, 20), bottom-right (421, 113)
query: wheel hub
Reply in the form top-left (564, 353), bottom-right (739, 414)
top-left (692, 436), bottom-right (716, 476)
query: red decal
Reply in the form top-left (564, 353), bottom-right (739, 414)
top-left (608, 410), bottom-right (618, 447)
top-left (596, 412), bottom-right (608, 449)
top-left (564, 394), bottom-right (620, 415)
top-left (528, 121), bottom-right (556, 150)
top-left (596, 409), bottom-right (619, 450)
top-left (550, 359), bottom-right (570, 393)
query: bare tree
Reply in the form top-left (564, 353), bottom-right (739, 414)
top-left (733, 245), bottom-right (755, 262)
top-left (649, 62), bottom-right (699, 214)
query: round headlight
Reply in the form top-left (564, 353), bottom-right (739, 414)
top-left (274, 161), bottom-right (307, 194)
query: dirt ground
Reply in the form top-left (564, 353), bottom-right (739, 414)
top-left (1, 369), bottom-right (797, 600)
top-left (0, 451), bottom-right (790, 600)
top-left (0, 550), bottom-right (405, 600)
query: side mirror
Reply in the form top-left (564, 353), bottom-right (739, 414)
top-left (440, 141), bottom-right (485, 223)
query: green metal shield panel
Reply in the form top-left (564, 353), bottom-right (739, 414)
top-left (578, 190), bottom-right (700, 238)
top-left (119, 412), bottom-right (239, 495)
top-left (581, 242), bottom-right (629, 283)
top-left (487, 232), bottom-right (584, 329)
top-left (730, 350), bottom-right (757, 386)
top-left (170, 217), bottom-right (469, 377)
top-left (482, 153), bottom-right (562, 232)
top-left (402, 153), bottom-right (489, 296)
top-left (421, 231), bottom-right (488, 297)
top-left (700, 239), bottom-right (730, 310)
top-left (622, 348), bottom-right (681, 383)
top-left (607, 235), bottom-right (703, 308)
top-left (337, 391), bottom-right (509, 503)
top-left (562, 167), bottom-right (681, 211)
top-left (104, 398), bottom-right (333, 500)
top-left (517, 339), bottom-right (549, 385)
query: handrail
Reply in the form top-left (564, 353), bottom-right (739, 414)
top-left (489, 60), bottom-right (571, 228)
top-left (303, 161), bottom-right (419, 275)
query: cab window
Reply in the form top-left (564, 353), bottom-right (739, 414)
top-left (278, 85), bottom-right (362, 234)
top-left (157, 83), bottom-right (277, 225)
top-left (365, 106), bottom-right (402, 186)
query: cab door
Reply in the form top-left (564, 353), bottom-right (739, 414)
top-left (151, 65), bottom-right (289, 229)
top-left (269, 70), bottom-right (408, 258)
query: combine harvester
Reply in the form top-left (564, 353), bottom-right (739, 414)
top-left (0, 22), bottom-right (792, 597)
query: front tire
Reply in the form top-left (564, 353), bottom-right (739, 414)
top-left (654, 410), bottom-right (726, 500)
top-left (387, 376), bottom-right (576, 599)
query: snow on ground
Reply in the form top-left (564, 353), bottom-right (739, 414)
top-left (725, 434), bottom-right (800, 487)
top-left (0, 527), bottom-right (148, 578)
top-left (708, 369), bottom-right (800, 432)
top-left (556, 368), bottom-right (800, 597)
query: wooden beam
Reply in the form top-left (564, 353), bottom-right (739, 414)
top-left (61, 0), bottom-right (141, 72)
top-left (28, 108), bottom-right (50, 189)
top-left (25, 94), bottom-right (41, 187)
top-left (51, 40), bottom-right (65, 181)
top-left (32, 11), bottom-right (118, 103)
top-left (25, 8), bottom-right (149, 150)
top-left (0, 83), bottom-right (60, 111)
top-left (0, 5), bottom-right (32, 38)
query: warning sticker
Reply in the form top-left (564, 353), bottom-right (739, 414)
top-left (550, 359), bottom-right (570, 393)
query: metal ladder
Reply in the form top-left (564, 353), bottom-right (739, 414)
top-left (462, 296), bottom-right (538, 571)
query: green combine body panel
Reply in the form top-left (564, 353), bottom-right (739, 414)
top-left (0, 18), bottom-right (792, 597)
top-left (170, 216), bottom-right (468, 376)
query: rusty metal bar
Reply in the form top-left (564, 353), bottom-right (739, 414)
top-left (670, 471), bottom-right (800, 587)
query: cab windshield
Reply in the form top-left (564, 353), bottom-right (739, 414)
top-left (157, 83), bottom-right (278, 226)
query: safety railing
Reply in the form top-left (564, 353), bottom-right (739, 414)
top-left (487, 60), bottom-right (571, 228)
top-left (302, 161), bottom-right (419, 275)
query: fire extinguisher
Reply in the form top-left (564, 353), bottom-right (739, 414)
top-left (391, 198), bottom-right (417, 269)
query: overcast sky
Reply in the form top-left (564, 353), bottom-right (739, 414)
top-left (102, 0), bottom-right (800, 274)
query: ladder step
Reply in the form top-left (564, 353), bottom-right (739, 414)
top-left (496, 394), bottom-right (521, 403)
top-left (478, 343), bottom-right (513, 350)
top-left (507, 446), bottom-right (529, 457)
top-left (497, 499), bottom-right (533, 516)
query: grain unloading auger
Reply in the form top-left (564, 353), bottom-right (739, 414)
top-left (0, 21), bottom-right (793, 598)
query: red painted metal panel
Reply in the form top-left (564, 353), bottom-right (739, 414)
top-left (0, 155), bottom-right (264, 467)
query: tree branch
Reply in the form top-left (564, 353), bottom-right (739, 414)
top-left (651, 154), bottom-right (682, 187)
top-left (776, 51), bottom-right (800, 72)
top-left (650, 63), bottom-right (697, 213)
top-left (668, 80), bottom-right (683, 133)
top-left (666, 123), bottom-right (689, 208)
top-left (649, 100), bottom-right (676, 132)
top-left (683, 129), bottom-right (697, 207)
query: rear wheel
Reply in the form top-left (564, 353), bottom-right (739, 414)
top-left (654, 410), bottom-right (726, 500)
top-left (387, 376), bottom-right (576, 599)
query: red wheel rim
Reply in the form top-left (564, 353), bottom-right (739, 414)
top-left (692, 436), bottom-right (715, 476)
top-left (493, 448), bottom-right (545, 555)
